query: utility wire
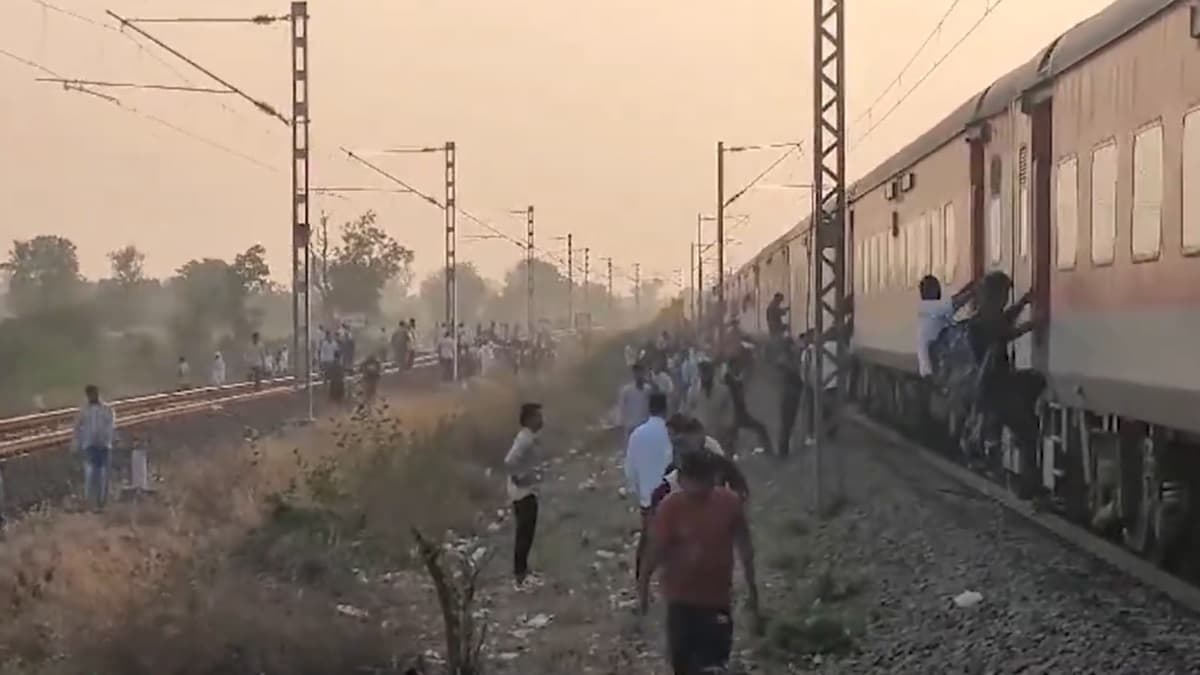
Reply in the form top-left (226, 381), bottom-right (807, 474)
top-left (106, 10), bottom-right (287, 126)
top-left (35, 78), bottom-right (233, 94)
top-left (851, 0), bottom-right (967, 131)
top-left (3, 46), bottom-right (283, 173)
top-left (852, 0), bottom-right (1009, 151)
top-left (724, 146), bottom-right (799, 209)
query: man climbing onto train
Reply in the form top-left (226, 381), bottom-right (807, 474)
top-left (967, 271), bottom-right (1045, 499)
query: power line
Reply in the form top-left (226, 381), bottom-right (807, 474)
top-left (3, 45), bottom-right (284, 173)
top-left (851, 0), bottom-right (967, 131)
top-left (121, 15), bottom-right (290, 25)
top-left (106, 10), bottom-right (288, 126)
top-left (34, 78), bottom-right (234, 94)
top-left (852, 0), bottom-right (1009, 152)
top-left (723, 145), bottom-right (799, 209)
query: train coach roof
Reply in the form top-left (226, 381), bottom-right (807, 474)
top-left (1044, 0), bottom-right (1177, 79)
top-left (850, 91), bottom-right (983, 198)
top-left (849, 0), bottom-right (1180, 202)
top-left (973, 45), bottom-right (1054, 119)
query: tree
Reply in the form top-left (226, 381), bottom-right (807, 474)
top-left (1, 235), bottom-right (83, 315)
top-left (418, 263), bottom-right (494, 328)
top-left (232, 244), bottom-right (271, 293)
top-left (315, 210), bottom-right (415, 318)
top-left (170, 244), bottom-right (272, 349)
top-left (108, 245), bottom-right (146, 286)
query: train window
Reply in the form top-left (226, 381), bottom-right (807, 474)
top-left (1090, 140), bottom-right (1118, 266)
top-left (1056, 155), bottom-right (1079, 270)
top-left (1018, 146), bottom-right (1030, 258)
top-left (918, 212), bottom-right (931, 276)
top-left (931, 207), bottom-right (946, 278)
top-left (944, 202), bottom-right (957, 281)
top-left (1183, 109), bottom-right (1200, 254)
top-left (988, 155), bottom-right (1003, 266)
top-left (905, 220), bottom-right (917, 285)
top-left (872, 235), bottom-right (881, 292)
top-left (1132, 122), bottom-right (1163, 262)
top-left (856, 241), bottom-right (864, 295)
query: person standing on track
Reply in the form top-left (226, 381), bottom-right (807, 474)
top-left (617, 363), bottom-right (652, 442)
top-left (392, 320), bottom-right (411, 371)
top-left (777, 334), bottom-right (806, 457)
top-left (505, 402), bottom-right (545, 590)
top-left (625, 392), bottom-right (673, 580)
top-left (638, 449), bottom-right (761, 675)
top-left (211, 351), bottom-right (227, 386)
top-left (248, 332), bottom-right (268, 391)
top-left (73, 384), bottom-right (116, 512)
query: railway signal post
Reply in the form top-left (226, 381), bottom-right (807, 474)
top-left (810, 0), bottom-right (848, 514)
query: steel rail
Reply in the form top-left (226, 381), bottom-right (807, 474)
top-left (0, 354), bottom-right (438, 459)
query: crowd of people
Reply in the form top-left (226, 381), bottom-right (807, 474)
top-left (433, 321), bottom-right (557, 382)
top-left (505, 326), bottom-right (775, 674)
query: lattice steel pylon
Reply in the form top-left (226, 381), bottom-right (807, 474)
top-left (290, 1), bottom-right (312, 418)
top-left (444, 141), bottom-right (458, 380)
top-left (810, 0), bottom-right (848, 510)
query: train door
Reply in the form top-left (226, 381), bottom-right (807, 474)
top-left (1029, 98), bottom-right (1053, 369)
top-left (970, 132), bottom-right (987, 280)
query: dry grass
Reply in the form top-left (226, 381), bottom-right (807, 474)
top-left (0, 335), bottom-right (634, 675)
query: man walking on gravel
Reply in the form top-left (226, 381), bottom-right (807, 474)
top-left (625, 392), bottom-right (673, 580)
top-left (73, 384), bottom-right (116, 511)
top-left (505, 402), bottom-right (545, 590)
top-left (638, 450), bottom-right (761, 675)
top-left (617, 363), bottom-right (652, 442)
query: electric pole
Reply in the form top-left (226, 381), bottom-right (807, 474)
top-left (567, 233), bottom-right (574, 331)
top-left (689, 245), bottom-right (696, 320)
top-left (582, 247), bottom-right (590, 328)
top-left (289, 1), bottom-right (312, 419)
top-left (634, 263), bottom-right (642, 317)
top-left (716, 142), bottom-right (725, 324)
top-left (526, 205), bottom-right (535, 338)
top-left (696, 214), bottom-right (703, 322)
top-left (811, 0), bottom-right (848, 511)
top-left (444, 141), bottom-right (458, 381)
top-left (604, 257), bottom-right (614, 316)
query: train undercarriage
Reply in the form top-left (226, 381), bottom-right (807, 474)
top-left (852, 358), bottom-right (1200, 578)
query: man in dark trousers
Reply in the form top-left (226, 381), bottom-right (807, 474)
top-left (504, 402), bottom-right (545, 590)
top-left (777, 333), bottom-right (807, 457)
top-left (639, 450), bottom-right (761, 675)
top-left (723, 358), bottom-right (773, 455)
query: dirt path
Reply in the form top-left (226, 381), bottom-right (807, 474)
top-left (427, 419), bottom-right (858, 675)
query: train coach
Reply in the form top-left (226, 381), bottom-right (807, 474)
top-left (731, 0), bottom-right (1200, 569)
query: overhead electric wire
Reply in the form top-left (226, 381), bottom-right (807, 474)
top-left (34, 78), bottom-right (233, 94)
top-left (851, 0), bottom-right (967, 130)
top-left (106, 10), bottom-right (288, 126)
top-left (3, 46), bottom-right (283, 173)
top-left (120, 15), bottom-right (290, 25)
top-left (723, 145), bottom-right (799, 209)
top-left (852, 0), bottom-right (1009, 151)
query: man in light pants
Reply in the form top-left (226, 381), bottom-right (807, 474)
top-left (73, 384), bottom-right (115, 511)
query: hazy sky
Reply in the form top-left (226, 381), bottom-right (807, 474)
top-left (1, 0), bottom-right (1113, 293)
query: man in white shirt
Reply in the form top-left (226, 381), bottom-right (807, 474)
top-left (211, 351), bottom-right (227, 386)
top-left (437, 329), bottom-right (457, 382)
top-left (625, 392), bottom-right (673, 580)
top-left (916, 275), bottom-right (976, 378)
top-left (504, 402), bottom-right (545, 589)
top-left (617, 363), bottom-right (652, 441)
top-left (73, 384), bottom-right (116, 511)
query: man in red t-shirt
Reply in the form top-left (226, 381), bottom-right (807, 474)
top-left (638, 450), bottom-right (761, 675)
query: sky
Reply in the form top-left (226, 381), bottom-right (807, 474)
top-left (0, 0), bottom-right (1116, 294)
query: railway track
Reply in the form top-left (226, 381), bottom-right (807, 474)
top-left (848, 409), bottom-right (1200, 615)
top-left (0, 354), bottom-right (438, 461)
